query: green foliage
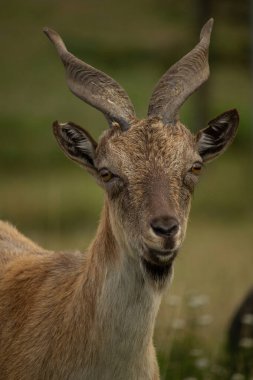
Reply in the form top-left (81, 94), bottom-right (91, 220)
top-left (158, 294), bottom-right (253, 379)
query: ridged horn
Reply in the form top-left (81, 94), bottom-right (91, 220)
top-left (43, 27), bottom-right (136, 130)
top-left (147, 18), bottom-right (214, 124)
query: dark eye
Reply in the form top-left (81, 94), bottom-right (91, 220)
top-left (99, 168), bottom-right (114, 183)
top-left (190, 162), bottom-right (203, 175)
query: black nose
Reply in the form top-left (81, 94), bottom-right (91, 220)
top-left (150, 216), bottom-right (179, 238)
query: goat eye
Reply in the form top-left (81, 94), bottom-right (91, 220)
top-left (99, 168), bottom-right (114, 183)
top-left (190, 162), bottom-right (203, 175)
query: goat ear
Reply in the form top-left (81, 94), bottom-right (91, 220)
top-left (52, 121), bottom-right (97, 173)
top-left (196, 109), bottom-right (239, 162)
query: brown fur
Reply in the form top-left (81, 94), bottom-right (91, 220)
top-left (0, 120), bottom-right (197, 379)
top-left (0, 111), bottom-right (238, 379)
top-left (0, 201), bottom-right (160, 379)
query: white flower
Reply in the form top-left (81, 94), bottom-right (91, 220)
top-left (239, 337), bottom-right (253, 349)
top-left (194, 357), bottom-right (209, 369)
top-left (241, 313), bottom-right (253, 326)
top-left (171, 318), bottom-right (185, 330)
top-left (187, 294), bottom-right (209, 308)
top-left (231, 373), bottom-right (245, 380)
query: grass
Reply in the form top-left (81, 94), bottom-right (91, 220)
top-left (157, 292), bottom-right (253, 379)
top-left (157, 290), bottom-right (253, 379)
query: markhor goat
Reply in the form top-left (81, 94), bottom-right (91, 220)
top-left (0, 19), bottom-right (239, 380)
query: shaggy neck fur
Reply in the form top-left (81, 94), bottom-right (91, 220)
top-left (81, 200), bottom-right (162, 379)
top-left (0, 202), bottom-right (162, 380)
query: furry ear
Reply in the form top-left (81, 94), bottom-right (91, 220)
top-left (196, 109), bottom-right (239, 162)
top-left (52, 121), bottom-right (97, 173)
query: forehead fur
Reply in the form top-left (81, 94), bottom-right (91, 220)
top-left (96, 119), bottom-right (198, 173)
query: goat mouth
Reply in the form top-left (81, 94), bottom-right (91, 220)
top-left (142, 247), bottom-right (177, 266)
top-left (140, 247), bottom-right (177, 285)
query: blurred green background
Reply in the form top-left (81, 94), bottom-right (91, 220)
top-left (0, 0), bottom-right (252, 377)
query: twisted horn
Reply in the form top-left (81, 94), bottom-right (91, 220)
top-left (43, 27), bottom-right (136, 130)
top-left (147, 18), bottom-right (214, 124)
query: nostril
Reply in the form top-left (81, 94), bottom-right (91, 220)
top-left (150, 216), bottom-right (179, 238)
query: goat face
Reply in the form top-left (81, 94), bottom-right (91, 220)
top-left (95, 120), bottom-right (196, 262)
top-left (46, 19), bottom-right (239, 285)
top-left (53, 107), bottom-right (238, 285)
